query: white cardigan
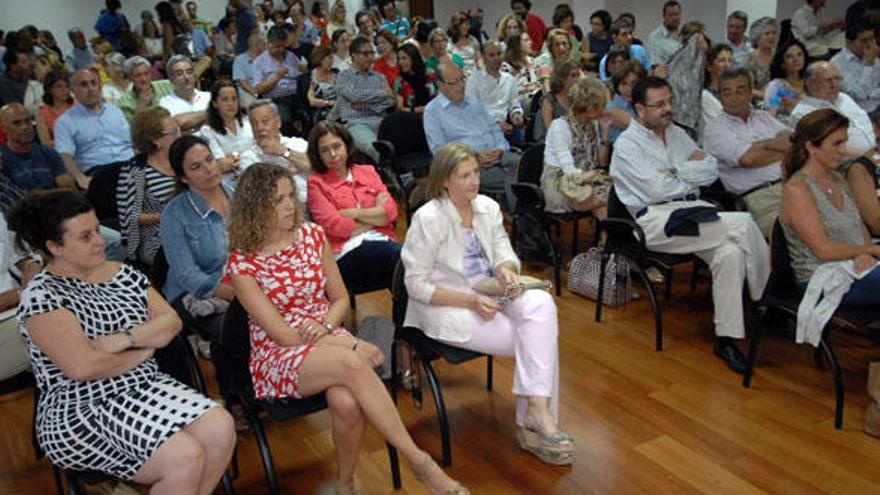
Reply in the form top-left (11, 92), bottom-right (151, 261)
top-left (401, 195), bottom-right (520, 342)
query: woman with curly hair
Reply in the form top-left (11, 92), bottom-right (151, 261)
top-left (226, 163), bottom-right (468, 495)
top-left (393, 43), bottom-right (436, 113)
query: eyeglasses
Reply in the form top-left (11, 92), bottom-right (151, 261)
top-left (161, 126), bottom-right (181, 137)
top-left (642, 98), bottom-right (674, 109)
top-left (356, 50), bottom-right (374, 56)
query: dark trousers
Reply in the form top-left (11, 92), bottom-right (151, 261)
top-left (337, 240), bottom-right (402, 294)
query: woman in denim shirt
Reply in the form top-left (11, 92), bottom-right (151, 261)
top-left (160, 135), bottom-right (235, 344)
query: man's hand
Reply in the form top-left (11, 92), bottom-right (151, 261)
top-left (511, 113), bottom-right (524, 127)
top-left (137, 84), bottom-right (155, 108)
top-left (499, 121), bottom-right (513, 135)
top-left (274, 65), bottom-right (289, 78)
top-left (688, 149), bottom-right (707, 161)
top-left (259, 137), bottom-right (285, 156)
top-left (477, 149), bottom-right (502, 167)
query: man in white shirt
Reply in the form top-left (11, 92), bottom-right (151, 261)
top-left (726, 11), bottom-right (753, 64)
top-left (704, 68), bottom-right (792, 237)
top-left (610, 76), bottom-right (769, 375)
top-left (789, 61), bottom-right (877, 155)
top-left (829, 21), bottom-right (880, 113)
top-left (159, 55), bottom-right (210, 133)
top-left (791, 0), bottom-right (846, 59)
top-left (239, 99), bottom-right (310, 204)
top-left (464, 41), bottom-right (524, 143)
top-left (646, 1), bottom-right (682, 68)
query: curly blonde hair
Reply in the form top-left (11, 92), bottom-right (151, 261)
top-left (228, 163), bottom-right (305, 253)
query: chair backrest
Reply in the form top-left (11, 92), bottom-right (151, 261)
top-left (524, 90), bottom-right (544, 143)
top-left (150, 246), bottom-right (169, 293)
top-left (377, 111), bottom-right (430, 158)
top-left (768, 219), bottom-right (797, 294)
top-left (516, 144), bottom-right (545, 185)
top-left (215, 298), bottom-right (255, 400)
top-left (604, 185), bottom-right (641, 247)
top-left (391, 261), bottom-right (408, 329)
top-left (86, 163), bottom-right (123, 226)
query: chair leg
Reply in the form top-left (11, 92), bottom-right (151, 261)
top-left (64, 470), bottom-right (81, 495)
top-left (390, 340), bottom-right (399, 404)
top-left (663, 267), bottom-right (674, 301)
top-left (594, 252), bottom-right (608, 322)
top-left (421, 359), bottom-right (452, 467)
top-left (632, 266), bottom-right (663, 351)
top-left (743, 306), bottom-right (766, 388)
top-left (221, 471), bottom-right (237, 495)
top-left (387, 442), bottom-right (402, 490)
top-left (570, 219), bottom-right (579, 259)
top-left (553, 251), bottom-right (562, 297)
top-left (249, 411), bottom-right (280, 495)
top-left (486, 356), bottom-right (493, 391)
top-left (819, 335), bottom-right (845, 429)
top-left (51, 465), bottom-right (66, 495)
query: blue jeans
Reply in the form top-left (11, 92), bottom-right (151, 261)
top-left (797, 265), bottom-right (880, 308)
top-left (337, 240), bottom-right (401, 294)
top-left (100, 226), bottom-right (124, 261)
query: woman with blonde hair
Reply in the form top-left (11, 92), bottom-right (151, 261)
top-left (534, 28), bottom-right (574, 85)
top-left (326, 0), bottom-right (354, 39)
top-left (402, 143), bottom-right (572, 466)
top-left (227, 163), bottom-right (467, 495)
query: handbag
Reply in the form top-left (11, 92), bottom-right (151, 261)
top-left (568, 247), bottom-right (631, 306)
top-left (472, 275), bottom-right (552, 295)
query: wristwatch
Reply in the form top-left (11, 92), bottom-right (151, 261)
top-left (282, 149), bottom-right (291, 159)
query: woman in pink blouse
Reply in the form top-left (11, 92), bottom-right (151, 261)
top-left (306, 121), bottom-right (401, 294)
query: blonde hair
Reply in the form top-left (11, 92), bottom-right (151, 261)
top-left (568, 74), bottom-right (609, 113)
top-left (228, 163), bottom-right (306, 253)
top-left (425, 143), bottom-right (480, 200)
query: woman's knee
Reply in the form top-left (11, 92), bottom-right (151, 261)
top-left (195, 407), bottom-right (236, 452)
top-left (139, 431), bottom-right (207, 483)
top-left (326, 386), bottom-right (363, 422)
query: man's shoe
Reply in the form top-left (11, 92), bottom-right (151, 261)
top-left (714, 338), bottom-right (749, 375)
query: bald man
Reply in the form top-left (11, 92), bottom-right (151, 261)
top-left (0, 102), bottom-right (75, 191)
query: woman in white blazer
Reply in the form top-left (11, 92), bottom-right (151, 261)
top-left (401, 143), bottom-right (573, 465)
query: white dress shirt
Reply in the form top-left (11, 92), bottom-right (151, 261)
top-left (703, 109), bottom-right (789, 194)
top-left (830, 47), bottom-right (880, 112)
top-left (159, 90), bottom-right (210, 116)
top-left (791, 4), bottom-right (845, 57)
top-left (465, 69), bottom-right (522, 123)
top-left (789, 93), bottom-right (877, 154)
top-left (609, 118), bottom-right (718, 212)
top-left (239, 135), bottom-right (310, 204)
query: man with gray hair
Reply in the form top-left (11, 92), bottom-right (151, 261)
top-left (65, 28), bottom-right (94, 70)
top-left (116, 56), bottom-right (174, 120)
top-left (726, 11), bottom-right (752, 64)
top-left (233, 33), bottom-right (267, 109)
top-left (789, 60), bottom-right (877, 154)
top-left (159, 55), bottom-right (209, 132)
top-left (239, 99), bottom-right (311, 204)
top-left (465, 40), bottom-right (524, 142)
top-left (251, 25), bottom-right (301, 129)
top-left (704, 67), bottom-right (792, 236)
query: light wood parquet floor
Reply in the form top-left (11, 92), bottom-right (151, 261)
top-left (2, 221), bottom-right (880, 494)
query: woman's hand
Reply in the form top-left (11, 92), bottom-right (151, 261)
top-left (298, 318), bottom-right (330, 344)
top-left (495, 265), bottom-right (522, 299)
top-left (355, 339), bottom-right (384, 368)
top-left (338, 208), bottom-right (360, 219)
top-left (91, 332), bottom-right (131, 353)
top-left (853, 253), bottom-right (877, 274)
top-left (470, 295), bottom-right (501, 320)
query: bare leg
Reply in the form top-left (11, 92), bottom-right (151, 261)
top-left (131, 430), bottom-right (205, 494)
top-left (298, 345), bottom-right (464, 494)
top-left (326, 386), bottom-right (365, 493)
top-left (182, 407), bottom-right (237, 495)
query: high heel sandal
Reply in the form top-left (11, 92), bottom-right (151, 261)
top-left (516, 421), bottom-right (574, 466)
top-left (334, 478), bottom-right (359, 495)
top-left (413, 453), bottom-right (469, 495)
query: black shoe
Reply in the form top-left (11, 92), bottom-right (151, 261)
top-left (714, 338), bottom-right (748, 375)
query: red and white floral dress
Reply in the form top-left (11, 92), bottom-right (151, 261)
top-left (227, 222), bottom-right (350, 399)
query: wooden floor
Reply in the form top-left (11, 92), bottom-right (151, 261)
top-left (3, 222), bottom-right (880, 494)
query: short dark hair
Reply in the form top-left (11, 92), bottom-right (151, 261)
top-left (42, 69), bottom-right (72, 106)
top-left (267, 25), bottom-right (287, 43)
top-left (2, 49), bottom-right (24, 71)
top-left (355, 10), bottom-right (373, 27)
top-left (632, 76), bottom-right (670, 106)
top-left (845, 20), bottom-right (872, 41)
top-left (611, 59), bottom-right (646, 94)
top-left (510, 0), bottom-right (531, 11)
top-left (590, 10), bottom-right (612, 32)
top-left (349, 35), bottom-right (372, 56)
top-left (6, 190), bottom-right (94, 257)
top-left (553, 4), bottom-right (574, 28)
top-left (662, 1), bottom-right (680, 15)
top-left (307, 121), bottom-right (355, 173)
top-left (169, 135), bottom-right (211, 188)
top-left (718, 66), bottom-right (753, 89)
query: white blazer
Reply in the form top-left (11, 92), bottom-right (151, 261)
top-left (401, 195), bottom-right (520, 342)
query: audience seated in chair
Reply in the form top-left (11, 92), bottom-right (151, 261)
top-left (159, 55), bottom-right (210, 134)
top-left (197, 80), bottom-right (254, 176)
top-left (251, 25), bottom-right (302, 132)
top-left (0, 102), bottom-right (75, 192)
top-left (465, 40), bottom-right (524, 144)
top-left (226, 163), bottom-right (468, 495)
top-left (704, 67), bottom-right (793, 237)
top-left (9, 190), bottom-right (235, 494)
top-left (609, 76), bottom-right (770, 375)
top-left (393, 43), bottom-right (436, 115)
top-left (232, 33), bottom-right (266, 111)
top-left (116, 56), bottom-right (174, 122)
top-left (829, 20), bottom-right (880, 114)
top-left (0, 213), bottom-right (40, 384)
top-left (402, 143), bottom-right (571, 465)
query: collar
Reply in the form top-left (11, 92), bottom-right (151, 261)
top-left (436, 92), bottom-right (469, 109)
top-left (185, 183), bottom-right (233, 220)
top-left (75, 101), bottom-right (105, 115)
top-left (721, 108), bottom-right (753, 124)
top-left (319, 166), bottom-right (357, 187)
top-left (800, 94), bottom-right (837, 108)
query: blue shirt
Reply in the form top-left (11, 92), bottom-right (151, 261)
top-left (54, 102), bottom-right (134, 172)
top-left (95, 11), bottom-right (129, 50)
top-left (160, 184), bottom-right (234, 302)
top-left (235, 6), bottom-right (258, 55)
top-left (0, 144), bottom-right (67, 191)
top-left (232, 52), bottom-right (255, 89)
top-left (423, 93), bottom-right (509, 154)
top-left (251, 51), bottom-right (300, 99)
top-left (599, 45), bottom-right (650, 80)
top-left (605, 94), bottom-right (634, 145)
top-left (191, 29), bottom-right (212, 57)
top-left (66, 46), bottom-right (95, 71)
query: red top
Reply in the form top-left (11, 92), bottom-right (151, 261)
top-left (526, 13), bottom-right (547, 53)
top-left (307, 164), bottom-right (398, 253)
top-left (227, 222), bottom-right (351, 399)
top-left (39, 103), bottom-right (74, 140)
top-left (372, 57), bottom-right (399, 90)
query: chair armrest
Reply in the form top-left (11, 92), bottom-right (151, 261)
top-left (509, 182), bottom-right (546, 212)
top-left (599, 216), bottom-right (648, 249)
top-left (373, 139), bottom-right (396, 160)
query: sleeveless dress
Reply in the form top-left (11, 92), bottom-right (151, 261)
top-left (18, 264), bottom-right (216, 479)
top-left (226, 222), bottom-right (352, 399)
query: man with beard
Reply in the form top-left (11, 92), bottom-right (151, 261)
top-left (646, 1), bottom-right (682, 68)
top-left (610, 76), bottom-right (770, 375)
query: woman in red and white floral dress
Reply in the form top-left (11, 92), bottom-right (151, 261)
top-left (226, 163), bottom-right (467, 495)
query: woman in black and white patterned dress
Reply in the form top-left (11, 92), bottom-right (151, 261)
top-left (9, 191), bottom-right (235, 494)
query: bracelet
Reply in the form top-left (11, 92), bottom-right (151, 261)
top-left (323, 321), bottom-right (335, 331)
top-left (124, 329), bottom-right (136, 347)
top-left (352, 337), bottom-right (359, 351)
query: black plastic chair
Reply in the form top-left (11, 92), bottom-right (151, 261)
top-left (523, 90), bottom-right (544, 145)
top-left (594, 186), bottom-right (703, 351)
top-left (389, 262), bottom-right (493, 467)
top-left (373, 111), bottom-right (433, 225)
top-left (86, 163), bottom-right (123, 231)
top-left (216, 298), bottom-right (401, 494)
top-left (742, 220), bottom-right (880, 429)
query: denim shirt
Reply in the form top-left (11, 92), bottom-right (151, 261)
top-left (159, 183), bottom-right (234, 302)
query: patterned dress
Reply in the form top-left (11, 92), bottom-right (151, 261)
top-left (226, 222), bottom-right (351, 399)
top-left (18, 264), bottom-right (216, 479)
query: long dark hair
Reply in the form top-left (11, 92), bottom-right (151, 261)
top-left (503, 32), bottom-right (527, 70)
top-left (398, 43), bottom-right (430, 106)
top-left (770, 39), bottom-right (808, 81)
top-left (155, 1), bottom-right (183, 35)
top-left (206, 80), bottom-right (243, 135)
top-left (782, 108), bottom-right (849, 179)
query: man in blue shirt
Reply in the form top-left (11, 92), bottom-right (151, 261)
top-left (599, 18), bottom-right (651, 80)
top-left (65, 29), bottom-right (95, 71)
top-left (233, 0), bottom-right (260, 55)
top-left (0, 103), bottom-right (74, 191)
top-left (181, 16), bottom-right (214, 80)
top-left (55, 69), bottom-right (134, 189)
top-left (424, 61), bottom-right (517, 207)
top-left (233, 33), bottom-right (266, 110)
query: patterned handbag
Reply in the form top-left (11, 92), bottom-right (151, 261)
top-left (568, 247), bottom-right (631, 306)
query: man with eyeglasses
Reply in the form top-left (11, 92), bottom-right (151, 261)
top-left (424, 61), bottom-right (518, 209)
top-left (159, 55), bottom-right (210, 133)
top-left (334, 35), bottom-right (395, 162)
top-left (790, 61), bottom-right (876, 154)
top-left (704, 67), bottom-right (792, 237)
top-left (598, 18), bottom-right (650, 81)
top-left (610, 76), bottom-right (769, 375)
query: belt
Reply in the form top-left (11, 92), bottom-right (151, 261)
top-left (635, 193), bottom-right (699, 218)
top-left (740, 179), bottom-right (781, 198)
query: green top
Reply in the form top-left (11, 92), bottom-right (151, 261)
top-left (116, 80), bottom-right (174, 121)
top-left (425, 53), bottom-right (465, 72)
